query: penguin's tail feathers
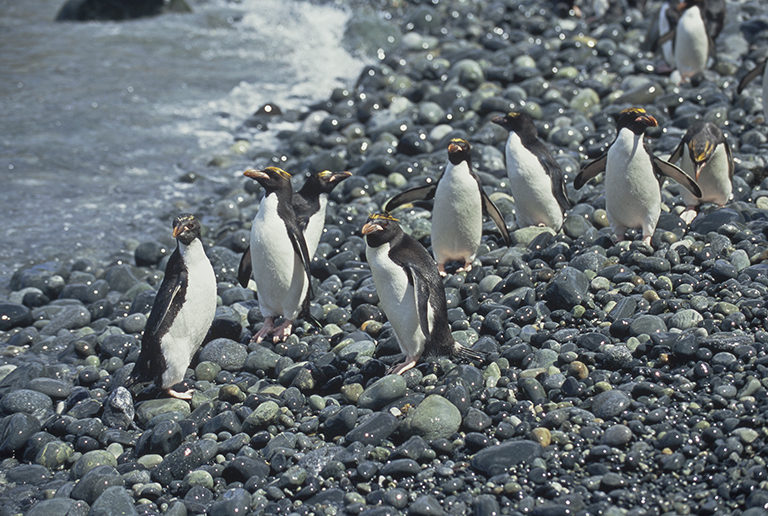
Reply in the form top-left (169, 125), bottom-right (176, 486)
top-left (452, 342), bottom-right (485, 363)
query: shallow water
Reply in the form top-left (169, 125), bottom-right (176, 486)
top-left (0, 0), bottom-right (364, 290)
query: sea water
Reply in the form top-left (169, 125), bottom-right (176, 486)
top-left (0, 0), bottom-right (364, 289)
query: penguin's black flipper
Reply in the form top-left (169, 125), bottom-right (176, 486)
top-left (657, 28), bottom-right (676, 46)
top-left (668, 138), bottom-right (685, 165)
top-left (145, 250), bottom-right (186, 339)
top-left (479, 189), bottom-right (512, 245)
top-left (237, 248), bottom-right (252, 288)
top-left (286, 223), bottom-right (317, 324)
top-left (724, 139), bottom-right (735, 180)
top-left (539, 151), bottom-right (572, 211)
top-left (574, 154), bottom-right (607, 189)
top-left (738, 60), bottom-right (766, 94)
top-left (384, 184), bottom-right (437, 213)
top-left (652, 157), bottom-right (702, 197)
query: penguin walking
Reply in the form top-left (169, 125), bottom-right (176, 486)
top-left (362, 214), bottom-right (483, 375)
top-left (574, 107), bottom-right (701, 246)
top-left (384, 138), bottom-right (511, 276)
top-left (126, 214), bottom-right (216, 400)
top-left (491, 112), bottom-right (572, 231)
top-left (238, 170), bottom-right (351, 286)
top-left (737, 58), bottom-right (768, 122)
top-left (243, 167), bottom-right (315, 343)
top-left (668, 121), bottom-right (733, 224)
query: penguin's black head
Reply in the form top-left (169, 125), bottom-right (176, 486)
top-left (172, 214), bottom-right (202, 246)
top-left (491, 112), bottom-right (537, 137)
top-left (307, 170), bottom-right (353, 194)
top-left (447, 138), bottom-right (472, 166)
top-left (616, 108), bottom-right (657, 135)
top-left (362, 214), bottom-right (402, 248)
top-left (244, 166), bottom-right (292, 194)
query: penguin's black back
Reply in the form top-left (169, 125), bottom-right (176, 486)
top-left (387, 230), bottom-right (455, 357)
top-left (293, 181), bottom-right (320, 233)
top-left (127, 246), bottom-right (187, 388)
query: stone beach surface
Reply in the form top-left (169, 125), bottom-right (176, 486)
top-left (3, 0), bottom-right (768, 515)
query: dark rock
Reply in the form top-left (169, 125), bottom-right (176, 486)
top-left (546, 267), bottom-right (588, 310)
top-left (470, 440), bottom-right (542, 476)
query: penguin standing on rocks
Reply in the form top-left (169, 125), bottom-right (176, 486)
top-left (238, 169), bottom-right (351, 286)
top-left (491, 112), bottom-right (572, 231)
top-left (668, 121), bottom-right (733, 224)
top-left (243, 167), bottom-right (315, 343)
top-left (658, 0), bottom-right (725, 82)
top-left (126, 214), bottom-right (216, 400)
top-left (362, 214), bottom-right (483, 374)
top-left (574, 107), bottom-right (701, 246)
top-left (384, 138), bottom-right (511, 276)
top-left (737, 58), bottom-right (768, 122)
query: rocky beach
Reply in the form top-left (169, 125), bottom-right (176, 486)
top-left (2, 0), bottom-right (768, 515)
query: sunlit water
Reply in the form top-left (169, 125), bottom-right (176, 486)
top-left (0, 0), bottom-right (364, 290)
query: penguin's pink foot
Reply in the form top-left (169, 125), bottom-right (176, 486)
top-left (680, 207), bottom-right (698, 225)
top-left (642, 235), bottom-right (653, 247)
top-left (388, 356), bottom-right (420, 375)
top-left (437, 263), bottom-right (447, 277)
top-left (252, 317), bottom-right (275, 343)
top-left (167, 388), bottom-right (194, 400)
top-left (456, 262), bottom-right (473, 274)
top-left (272, 319), bottom-right (293, 343)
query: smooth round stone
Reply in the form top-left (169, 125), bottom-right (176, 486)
top-left (478, 275), bottom-right (502, 293)
top-left (0, 303), bottom-right (32, 331)
top-left (730, 249), bottom-right (750, 271)
top-left (531, 427), bottom-right (551, 447)
top-left (570, 88), bottom-right (600, 113)
top-left (120, 313), bottom-right (147, 334)
top-left (36, 441), bottom-right (73, 469)
top-left (563, 216), bottom-right (594, 240)
top-left (546, 267), bottom-right (589, 310)
top-left (196, 361), bottom-right (222, 382)
top-left (450, 59), bottom-right (485, 90)
top-left (199, 338), bottom-right (247, 371)
top-left (1, 389), bottom-right (52, 415)
top-left (24, 499), bottom-right (87, 516)
top-left (242, 401), bottom-right (280, 433)
top-left (668, 309), bottom-right (703, 330)
top-left (409, 495), bottom-right (444, 516)
top-left (6, 464), bottom-right (50, 484)
top-left (40, 305), bottom-right (91, 336)
top-left (185, 469), bottom-right (214, 490)
top-left (591, 390), bottom-right (631, 419)
top-left (629, 315), bottom-right (667, 336)
top-left (470, 440), bottom-right (542, 476)
top-left (357, 375), bottom-right (407, 410)
top-left (135, 399), bottom-right (190, 426)
top-left (338, 340), bottom-right (376, 361)
top-left (346, 412), bottom-right (398, 446)
top-left (417, 102), bottom-right (445, 125)
top-left (88, 486), bottom-right (137, 516)
top-left (463, 407), bottom-right (492, 432)
top-left (602, 424), bottom-right (632, 446)
top-left (28, 378), bottom-right (72, 399)
top-left (529, 349), bottom-right (558, 369)
top-left (244, 347), bottom-right (281, 373)
top-left (70, 450), bottom-right (118, 480)
top-left (403, 395), bottom-right (461, 440)
top-left (208, 487), bottom-right (251, 516)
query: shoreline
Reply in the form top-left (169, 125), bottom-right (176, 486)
top-left (3, 0), bottom-right (768, 515)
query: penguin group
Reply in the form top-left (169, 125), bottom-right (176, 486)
top-left (126, 0), bottom-right (750, 395)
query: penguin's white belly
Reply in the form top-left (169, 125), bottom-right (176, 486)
top-left (303, 195), bottom-right (327, 258)
top-left (505, 134), bottom-right (563, 229)
top-left (160, 241), bottom-right (216, 388)
top-left (675, 7), bottom-right (708, 78)
top-left (366, 243), bottom-right (427, 360)
top-left (431, 163), bottom-right (483, 264)
top-left (251, 195), bottom-right (308, 320)
top-left (605, 130), bottom-right (660, 235)
top-left (659, 3), bottom-right (674, 65)
top-left (680, 146), bottom-right (732, 206)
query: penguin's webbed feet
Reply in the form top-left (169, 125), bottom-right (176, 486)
top-left (166, 387), bottom-right (194, 400)
top-left (272, 319), bottom-right (294, 343)
top-left (456, 262), bottom-right (473, 274)
top-left (251, 317), bottom-right (276, 344)
top-left (680, 207), bottom-right (698, 225)
top-left (437, 263), bottom-right (447, 277)
top-left (388, 356), bottom-right (419, 376)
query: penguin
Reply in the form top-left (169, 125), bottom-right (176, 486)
top-left (384, 138), bottom-right (511, 276)
top-left (668, 121), bottom-right (733, 224)
top-left (238, 169), bottom-right (351, 287)
top-left (362, 214), bottom-right (483, 375)
top-left (657, 0), bottom-right (725, 82)
top-left (243, 167), bottom-right (315, 343)
top-left (737, 58), bottom-right (768, 122)
top-left (657, 1), bottom-right (676, 66)
top-left (125, 214), bottom-right (216, 400)
top-left (491, 112), bottom-right (572, 232)
top-left (574, 107), bottom-right (701, 246)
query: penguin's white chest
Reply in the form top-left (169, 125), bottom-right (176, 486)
top-left (680, 145), bottom-right (732, 206)
top-left (505, 133), bottom-right (563, 229)
top-left (431, 162), bottom-right (483, 264)
top-left (366, 243), bottom-right (427, 360)
top-left (675, 6), bottom-right (708, 78)
top-left (250, 194), bottom-right (307, 320)
top-left (605, 129), bottom-right (660, 235)
top-left (160, 240), bottom-right (216, 388)
top-left (303, 194), bottom-right (328, 258)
